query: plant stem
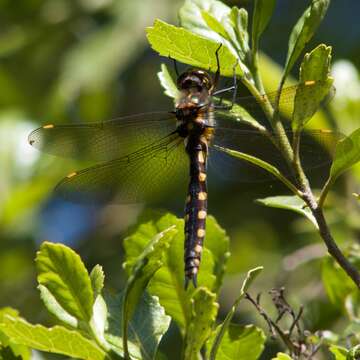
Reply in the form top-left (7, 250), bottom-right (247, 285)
top-left (242, 77), bottom-right (295, 167)
top-left (299, 188), bottom-right (360, 288)
top-left (250, 48), bottom-right (265, 95)
top-left (317, 177), bottom-right (332, 208)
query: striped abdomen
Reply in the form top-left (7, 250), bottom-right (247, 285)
top-left (184, 134), bottom-right (209, 288)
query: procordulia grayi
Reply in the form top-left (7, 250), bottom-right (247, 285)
top-left (29, 47), bottom-right (340, 288)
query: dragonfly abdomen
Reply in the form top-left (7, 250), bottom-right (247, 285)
top-left (184, 135), bottom-right (208, 289)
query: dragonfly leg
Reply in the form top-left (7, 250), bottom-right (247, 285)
top-left (213, 85), bottom-right (236, 96)
top-left (230, 60), bottom-right (239, 107)
top-left (213, 60), bottom-right (238, 110)
top-left (210, 43), bottom-right (222, 92)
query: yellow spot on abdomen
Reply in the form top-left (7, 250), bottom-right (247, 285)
top-left (197, 228), bottom-right (205, 237)
top-left (194, 244), bottom-right (202, 253)
top-left (198, 152), bottom-right (205, 163)
top-left (198, 192), bottom-right (207, 200)
top-left (305, 80), bottom-right (316, 86)
top-left (199, 172), bottom-right (207, 182)
top-left (43, 124), bottom-right (54, 129)
top-left (198, 210), bottom-right (207, 219)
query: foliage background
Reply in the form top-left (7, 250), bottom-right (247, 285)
top-left (1, 0), bottom-right (360, 358)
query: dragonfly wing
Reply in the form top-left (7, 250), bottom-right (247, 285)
top-left (54, 132), bottom-right (188, 204)
top-left (209, 127), bottom-right (286, 182)
top-left (210, 126), bottom-right (342, 183)
top-left (216, 80), bottom-right (335, 127)
top-left (28, 112), bottom-right (177, 162)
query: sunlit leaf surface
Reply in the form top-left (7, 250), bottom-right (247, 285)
top-left (0, 316), bottom-right (107, 360)
top-left (36, 242), bottom-right (94, 322)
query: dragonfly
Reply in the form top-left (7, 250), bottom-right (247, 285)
top-left (28, 50), bottom-right (339, 288)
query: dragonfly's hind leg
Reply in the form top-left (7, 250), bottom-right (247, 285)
top-left (210, 43), bottom-right (223, 92)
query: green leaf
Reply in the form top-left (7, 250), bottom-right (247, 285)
top-left (90, 294), bottom-right (110, 352)
top-left (179, 0), bottom-right (232, 42)
top-left (213, 145), bottom-right (300, 196)
top-left (345, 289), bottom-right (360, 322)
top-left (329, 128), bottom-right (360, 185)
top-left (208, 324), bottom-right (265, 360)
top-left (209, 267), bottom-right (263, 360)
top-left (252, 0), bottom-right (276, 49)
top-left (348, 345), bottom-right (360, 359)
top-left (90, 265), bottom-right (105, 298)
top-left (157, 64), bottom-right (179, 99)
top-left (36, 242), bottom-right (94, 322)
top-left (202, 11), bottom-right (229, 39)
top-left (123, 213), bottom-right (217, 332)
top-left (0, 316), bottom-right (107, 360)
top-left (105, 292), bottom-right (170, 360)
top-left (146, 20), bottom-right (241, 77)
top-left (283, 0), bottom-right (330, 82)
top-left (272, 354), bottom-right (294, 360)
top-left (321, 256), bottom-right (356, 308)
top-left (255, 195), bottom-right (318, 228)
top-left (89, 268), bottom-right (108, 351)
top-left (320, 128), bottom-right (360, 206)
top-left (292, 44), bottom-right (333, 130)
top-left (179, 0), bottom-right (250, 70)
top-left (329, 345), bottom-right (348, 360)
top-left (184, 288), bottom-right (218, 360)
top-left (122, 226), bottom-right (177, 357)
top-left (228, 7), bottom-right (250, 60)
top-left (38, 285), bottom-right (78, 328)
top-left (204, 216), bottom-right (230, 292)
top-left (0, 309), bottom-right (30, 360)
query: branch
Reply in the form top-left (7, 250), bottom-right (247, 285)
top-left (311, 205), bottom-right (360, 289)
top-left (245, 290), bottom-right (302, 355)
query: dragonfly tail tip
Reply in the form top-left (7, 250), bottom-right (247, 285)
top-left (184, 274), bottom-right (198, 290)
top-left (184, 277), bottom-right (190, 290)
top-left (192, 274), bottom-right (198, 288)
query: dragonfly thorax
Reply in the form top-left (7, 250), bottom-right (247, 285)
top-left (175, 100), bottom-right (214, 138)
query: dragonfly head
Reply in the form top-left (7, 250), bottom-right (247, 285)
top-left (177, 69), bottom-right (213, 92)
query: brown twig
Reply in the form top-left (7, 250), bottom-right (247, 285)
top-left (245, 292), bottom-right (297, 353)
top-left (301, 190), bottom-right (360, 289)
top-left (245, 289), bottom-right (329, 359)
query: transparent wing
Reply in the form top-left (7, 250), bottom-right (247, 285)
top-left (28, 112), bottom-right (177, 162)
top-left (216, 80), bottom-right (335, 127)
top-left (209, 126), bottom-right (342, 183)
top-left (54, 133), bottom-right (189, 204)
